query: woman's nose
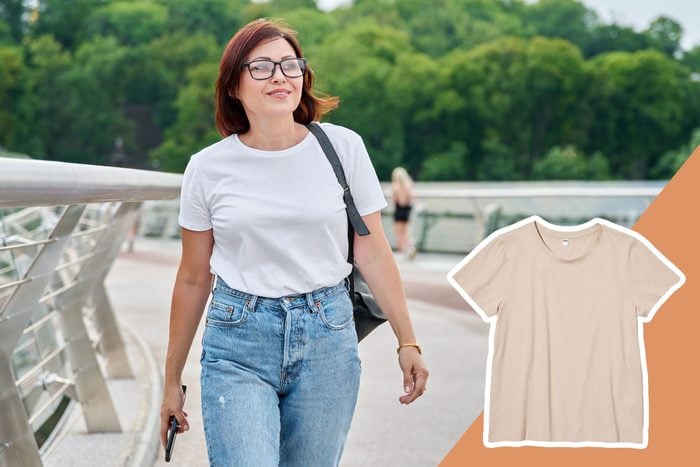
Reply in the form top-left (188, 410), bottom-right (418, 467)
top-left (270, 64), bottom-right (286, 82)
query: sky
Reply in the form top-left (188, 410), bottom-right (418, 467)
top-left (316, 0), bottom-right (700, 50)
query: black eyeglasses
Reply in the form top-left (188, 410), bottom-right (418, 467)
top-left (242, 58), bottom-right (307, 80)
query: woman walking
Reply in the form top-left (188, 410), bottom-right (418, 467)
top-left (159, 19), bottom-right (428, 466)
top-left (391, 166), bottom-right (417, 260)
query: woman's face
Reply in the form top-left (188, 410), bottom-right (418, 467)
top-left (236, 37), bottom-right (304, 122)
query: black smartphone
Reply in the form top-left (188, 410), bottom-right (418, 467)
top-left (165, 384), bottom-right (187, 462)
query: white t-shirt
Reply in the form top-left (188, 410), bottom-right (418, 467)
top-left (177, 122), bottom-right (388, 297)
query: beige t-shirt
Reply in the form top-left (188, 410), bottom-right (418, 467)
top-left (448, 216), bottom-right (684, 446)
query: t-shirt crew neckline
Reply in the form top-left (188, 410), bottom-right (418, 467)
top-left (531, 216), bottom-right (605, 264)
top-left (232, 130), bottom-right (313, 157)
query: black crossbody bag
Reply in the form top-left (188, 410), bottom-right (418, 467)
top-left (305, 122), bottom-right (388, 341)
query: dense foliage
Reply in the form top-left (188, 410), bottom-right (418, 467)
top-left (1, 0), bottom-right (698, 180)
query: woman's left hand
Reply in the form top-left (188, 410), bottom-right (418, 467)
top-left (397, 347), bottom-right (429, 404)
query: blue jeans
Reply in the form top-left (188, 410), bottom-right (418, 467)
top-left (200, 276), bottom-right (362, 466)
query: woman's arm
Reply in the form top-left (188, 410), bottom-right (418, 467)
top-left (353, 211), bottom-right (429, 404)
top-left (160, 227), bottom-right (214, 446)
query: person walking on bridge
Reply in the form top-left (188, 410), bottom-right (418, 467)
top-left (391, 166), bottom-right (417, 260)
top-left (159, 19), bottom-right (429, 466)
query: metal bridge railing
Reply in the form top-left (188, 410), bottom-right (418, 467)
top-left (0, 157), bottom-right (180, 467)
top-left (1, 157), bottom-right (664, 466)
top-left (398, 183), bottom-right (663, 252)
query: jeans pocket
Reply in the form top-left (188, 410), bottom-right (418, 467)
top-left (318, 291), bottom-right (354, 331)
top-left (206, 293), bottom-right (250, 327)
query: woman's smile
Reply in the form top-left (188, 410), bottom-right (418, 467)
top-left (267, 88), bottom-right (292, 98)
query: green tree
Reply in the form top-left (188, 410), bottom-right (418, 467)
top-left (150, 62), bottom-right (220, 172)
top-left (239, 0), bottom-right (318, 24)
top-left (683, 45), bottom-right (700, 72)
top-left (1, 0), bottom-right (696, 181)
top-left (84, 0), bottom-right (168, 45)
top-left (476, 133), bottom-right (518, 180)
top-left (532, 145), bottom-right (611, 180)
top-left (0, 20), bottom-right (11, 43)
top-left (51, 36), bottom-right (132, 164)
top-left (523, 0), bottom-right (598, 51)
top-left (400, 0), bottom-right (524, 56)
top-left (333, 0), bottom-right (402, 30)
top-left (650, 128), bottom-right (700, 178)
top-left (30, 0), bottom-right (106, 50)
top-left (420, 141), bottom-right (468, 180)
top-left (131, 32), bottom-right (219, 127)
top-left (0, 0), bottom-right (24, 42)
top-left (21, 34), bottom-right (73, 158)
top-left (385, 50), bottom-right (449, 178)
top-left (276, 8), bottom-right (337, 53)
top-left (0, 44), bottom-right (25, 148)
top-left (644, 16), bottom-right (683, 57)
top-left (343, 0), bottom-right (525, 57)
top-left (268, 0), bottom-right (317, 11)
top-left (158, 0), bottom-right (247, 44)
top-left (588, 50), bottom-right (688, 178)
top-left (440, 36), bottom-right (590, 179)
top-left (585, 24), bottom-right (650, 57)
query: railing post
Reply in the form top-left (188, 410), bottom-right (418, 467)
top-left (91, 202), bottom-right (142, 378)
top-left (91, 283), bottom-right (133, 378)
top-left (0, 357), bottom-right (43, 467)
top-left (55, 288), bottom-right (122, 432)
top-left (50, 203), bottom-right (144, 433)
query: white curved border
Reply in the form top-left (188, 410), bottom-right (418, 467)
top-left (446, 215), bottom-right (686, 449)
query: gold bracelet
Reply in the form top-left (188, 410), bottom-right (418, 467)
top-left (397, 343), bottom-right (422, 355)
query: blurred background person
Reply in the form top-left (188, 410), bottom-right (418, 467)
top-left (392, 167), bottom-right (417, 260)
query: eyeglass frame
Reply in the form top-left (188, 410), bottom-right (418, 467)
top-left (241, 58), bottom-right (308, 80)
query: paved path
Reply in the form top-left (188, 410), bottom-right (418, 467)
top-left (106, 238), bottom-right (489, 466)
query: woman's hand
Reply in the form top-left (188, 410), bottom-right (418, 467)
top-left (397, 347), bottom-right (429, 404)
top-left (160, 383), bottom-right (189, 448)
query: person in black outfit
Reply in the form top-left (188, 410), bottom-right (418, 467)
top-left (391, 167), bottom-right (416, 260)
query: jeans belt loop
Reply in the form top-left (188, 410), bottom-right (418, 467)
top-left (246, 294), bottom-right (258, 313)
top-left (306, 291), bottom-right (317, 312)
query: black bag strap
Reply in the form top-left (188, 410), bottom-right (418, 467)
top-left (305, 122), bottom-right (371, 307)
top-left (305, 122), bottom-right (370, 236)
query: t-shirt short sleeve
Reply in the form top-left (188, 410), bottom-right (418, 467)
top-left (344, 132), bottom-right (388, 216)
top-left (448, 234), bottom-right (509, 318)
top-left (627, 237), bottom-right (684, 319)
top-left (178, 155), bottom-right (212, 231)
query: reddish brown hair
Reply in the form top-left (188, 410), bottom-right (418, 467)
top-left (215, 19), bottom-right (339, 136)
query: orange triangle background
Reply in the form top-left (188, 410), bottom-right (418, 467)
top-left (440, 146), bottom-right (700, 466)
